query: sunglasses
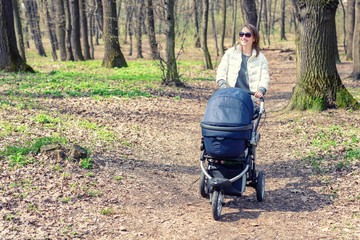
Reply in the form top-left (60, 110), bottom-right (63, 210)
top-left (239, 32), bottom-right (252, 38)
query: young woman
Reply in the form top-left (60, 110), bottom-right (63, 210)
top-left (216, 24), bottom-right (270, 99)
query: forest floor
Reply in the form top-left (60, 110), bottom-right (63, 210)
top-left (1, 49), bottom-right (360, 239)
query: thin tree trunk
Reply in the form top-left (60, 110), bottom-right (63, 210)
top-left (0, 0), bottom-right (33, 72)
top-left (242, 0), bottom-right (257, 26)
top-left (231, 0), bottom-right (237, 46)
top-left (135, 0), bottom-right (144, 58)
top-left (346, 0), bottom-right (355, 60)
top-left (202, 0), bottom-right (213, 69)
top-left (95, 0), bottom-right (103, 33)
top-left (64, 0), bottom-right (74, 61)
top-left (351, 0), bottom-right (360, 79)
top-left (193, 0), bottom-right (201, 48)
top-left (80, 0), bottom-right (91, 60)
top-left (220, 0), bottom-right (226, 56)
top-left (89, 0), bottom-right (95, 59)
top-left (12, 0), bottom-right (26, 61)
top-left (55, 0), bottom-right (66, 60)
top-left (102, 0), bottom-right (127, 68)
top-left (23, 0), bottom-right (47, 57)
top-left (70, 0), bottom-right (84, 60)
top-left (280, 0), bottom-right (286, 40)
top-left (210, 0), bottom-right (219, 57)
top-left (44, 0), bottom-right (58, 61)
top-left (146, 0), bottom-right (160, 59)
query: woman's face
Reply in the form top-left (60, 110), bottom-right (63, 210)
top-left (239, 27), bottom-right (255, 48)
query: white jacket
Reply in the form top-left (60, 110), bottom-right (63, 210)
top-left (216, 46), bottom-right (270, 93)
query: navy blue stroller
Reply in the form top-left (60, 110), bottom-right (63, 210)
top-left (199, 87), bottom-right (265, 220)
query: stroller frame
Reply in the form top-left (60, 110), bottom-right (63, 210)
top-left (199, 93), bottom-right (265, 220)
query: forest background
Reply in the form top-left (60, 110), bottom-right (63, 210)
top-left (0, 0), bottom-right (360, 239)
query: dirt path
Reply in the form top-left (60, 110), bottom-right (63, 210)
top-left (1, 50), bottom-right (359, 239)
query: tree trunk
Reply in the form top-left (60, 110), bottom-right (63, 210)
top-left (12, 0), bottom-right (26, 61)
top-left (146, 0), bottom-right (160, 59)
top-left (193, 0), bottom-right (201, 48)
top-left (280, 0), bottom-right (286, 40)
top-left (202, 0), bottom-right (213, 69)
top-left (242, 0), bottom-right (257, 26)
top-left (102, 0), bottom-right (128, 68)
top-left (289, 0), bottom-right (359, 111)
top-left (346, 0), bottom-right (355, 60)
top-left (64, 0), bottom-right (74, 61)
top-left (88, 0), bottom-right (95, 59)
top-left (135, 0), bottom-right (144, 58)
top-left (351, 0), bottom-right (360, 79)
top-left (210, 0), bottom-right (219, 57)
top-left (231, 0), bottom-right (237, 46)
top-left (0, 0), bottom-right (34, 72)
top-left (80, 0), bottom-right (91, 60)
top-left (164, 0), bottom-right (182, 86)
top-left (70, 0), bottom-right (84, 60)
top-left (55, 0), bottom-right (66, 60)
top-left (263, 0), bottom-right (270, 45)
top-left (95, 0), bottom-right (103, 33)
top-left (23, 0), bottom-right (47, 57)
top-left (44, 0), bottom-right (58, 61)
top-left (220, 0), bottom-right (226, 56)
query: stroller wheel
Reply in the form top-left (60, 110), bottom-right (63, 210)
top-left (256, 171), bottom-right (265, 202)
top-left (199, 172), bottom-right (209, 198)
top-left (211, 190), bottom-right (223, 220)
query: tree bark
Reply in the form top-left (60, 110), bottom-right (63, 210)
top-left (135, 0), bottom-right (144, 58)
top-left (70, 0), bottom-right (84, 60)
top-left (0, 0), bottom-right (34, 72)
top-left (351, 0), bottom-right (360, 79)
top-left (220, 0), bottom-right (226, 56)
top-left (23, 0), bottom-right (47, 57)
top-left (202, 0), bottom-right (213, 69)
top-left (44, 0), bottom-right (58, 61)
top-left (55, 0), bottom-right (67, 61)
top-left (193, 0), bottom-right (201, 48)
top-left (80, 0), bottom-right (91, 60)
top-left (280, 0), bottom-right (286, 40)
top-left (231, 0), bottom-right (237, 46)
top-left (346, 0), bottom-right (355, 60)
top-left (289, 0), bottom-right (359, 111)
top-left (242, 0), bottom-right (257, 26)
top-left (102, 0), bottom-right (128, 68)
top-left (146, 0), bottom-right (160, 60)
top-left (12, 0), bottom-right (26, 61)
top-left (64, 0), bottom-right (74, 61)
top-left (210, 0), bottom-right (219, 57)
top-left (163, 0), bottom-right (182, 86)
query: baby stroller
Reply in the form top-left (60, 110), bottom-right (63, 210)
top-left (199, 87), bottom-right (265, 220)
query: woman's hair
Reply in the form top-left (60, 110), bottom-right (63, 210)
top-left (236, 23), bottom-right (260, 57)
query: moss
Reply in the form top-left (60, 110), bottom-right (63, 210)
top-left (336, 88), bottom-right (360, 110)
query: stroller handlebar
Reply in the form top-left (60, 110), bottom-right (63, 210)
top-left (248, 91), bottom-right (265, 114)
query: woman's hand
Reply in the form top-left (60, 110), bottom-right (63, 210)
top-left (254, 91), bottom-right (264, 99)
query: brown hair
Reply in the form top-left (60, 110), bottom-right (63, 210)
top-left (236, 23), bottom-right (260, 57)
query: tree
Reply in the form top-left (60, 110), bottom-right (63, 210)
top-left (220, 0), bottom-right (226, 56)
top-left (146, 0), bottom-right (160, 59)
top-left (0, 0), bottom-right (33, 72)
top-left (346, 0), bottom-right (355, 60)
top-left (289, 0), bottom-right (359, 111)
top-left (80, 0), bottom-right (91, 60)
top-left (280, 0), bottom-right (286, 40)
top-left (242, 0), bottom-right (257, 26)
top-left (23, 0), bottom-right (47, 57)
top-left (12, 0), bottom-right (26, 61)
top-left (210, 0), bottom-right (219, 57)
top-left (193, 0), bottom-right (201, 48)
top-left (102, 0), bottom-right (128, 68)
top-left (135, 0), bottom-right (144, 58)
top-left (231, 0), bottom-right (237, 46)
top-left (202, 0), bottom-right (213, 69)
top-left (351, 0), bottom-right (360, 79)
top-left (70, 0), bottom-right (84, 60)
top-left (43, 0), bottom-right (58, 61)
top-left (163, 0), bottom-right (182, 86)
top-left (64, 0), bottom-right (74, 61)
top-left (55, 0), bottom-right (67, 61)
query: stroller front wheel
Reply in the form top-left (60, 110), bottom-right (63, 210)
top-left (211, 190), bottom-right (224, 220)
top-left (256, 171), bottom-right (265, 202)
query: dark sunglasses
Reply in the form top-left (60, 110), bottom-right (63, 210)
top-left (239, 32), bottom-right (252, 38)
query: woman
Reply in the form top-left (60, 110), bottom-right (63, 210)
top-left (216, 24), bottom-right (270, 99)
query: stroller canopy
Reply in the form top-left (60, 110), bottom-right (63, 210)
top-left (202, 87), bottom-right (254, 127)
